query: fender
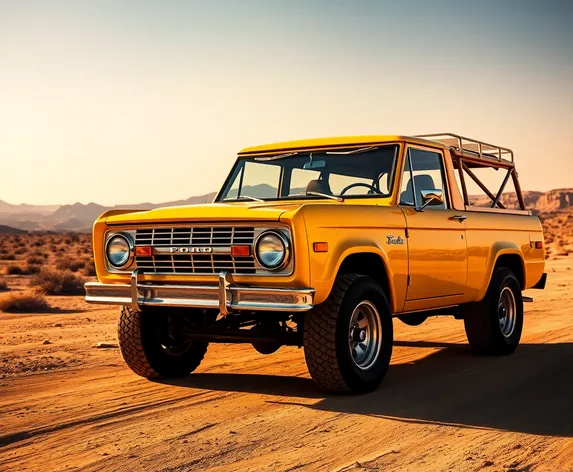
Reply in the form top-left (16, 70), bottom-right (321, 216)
top-left (311, 240), bottom-right (405, 313)
top-left (477, 241), bottom-right (525, 301)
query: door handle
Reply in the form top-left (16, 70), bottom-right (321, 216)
top-left (451, 215), bottom-right (467, 222)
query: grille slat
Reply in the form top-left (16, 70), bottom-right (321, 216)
top-left (134, 226), bottom-right (256, 274)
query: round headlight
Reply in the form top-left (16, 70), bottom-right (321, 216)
top-left (106, 234), bottom-right (133, 268)
top-left (256, 231), bottom-right (288, 270)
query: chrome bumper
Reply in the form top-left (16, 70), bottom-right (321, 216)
top-left (84, 270), bottom-right (314, 313)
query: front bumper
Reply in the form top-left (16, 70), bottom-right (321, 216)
top-left (84, 270), bottom-right (315, 313)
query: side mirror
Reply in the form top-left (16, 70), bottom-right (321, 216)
top-left (418, 189), bottom-right (444, 211)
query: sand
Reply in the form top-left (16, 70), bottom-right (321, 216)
top-left (1, 258), bottom-right (572, 472)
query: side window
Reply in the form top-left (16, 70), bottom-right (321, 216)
top-left (399, 156), bottom-right (414, 205)
top-left (400, 148), bottom-right (448, 209)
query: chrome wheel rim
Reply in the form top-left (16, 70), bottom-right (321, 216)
top-left (158, 314), bottom-right (193, 357)
top-left (498, 287), bottom-right (517, 337)
top-left (348, 300), bottom-right (382, 370)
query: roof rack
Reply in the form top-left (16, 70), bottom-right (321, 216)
top-left (415, 133), bottom-right (526, 212)
top-left (416, 133), bottom-right (514, 164)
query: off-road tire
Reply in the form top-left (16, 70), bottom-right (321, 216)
top-left (303, 274), bottom-right (393, 394)
top-left (118, 306), bottom-right (208, 379)
top-left (463, 267), bottom-right (523, 355)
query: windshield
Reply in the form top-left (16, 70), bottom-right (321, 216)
top-left (218, 145), bottom-right (399, 201)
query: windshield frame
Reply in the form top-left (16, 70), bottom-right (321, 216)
top-left (215, 144), bottom-right (401, 202)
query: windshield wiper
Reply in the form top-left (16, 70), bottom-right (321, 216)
top-left (224, 195), bottom-right (265, 202)
top-left (306, 191), bottom-right (343, 202)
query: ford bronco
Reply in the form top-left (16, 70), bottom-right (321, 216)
top-left (85, 133), bottom-right (547, 393)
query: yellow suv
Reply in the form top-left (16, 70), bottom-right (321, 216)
top-left (85, 133), bottom-right (547, 393)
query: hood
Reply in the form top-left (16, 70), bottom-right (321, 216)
top-left (104, 201), bottom-right (306, 225)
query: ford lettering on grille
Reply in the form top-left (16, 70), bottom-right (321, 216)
top-left (169, 247), bottom-right (213, 253)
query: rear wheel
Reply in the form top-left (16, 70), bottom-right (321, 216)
top-left (303, 274), bottom-right (393, 394)
top-left (118, 306), bottom-right (213, 379)
top-left (463, 267), bottom-right (523, 355)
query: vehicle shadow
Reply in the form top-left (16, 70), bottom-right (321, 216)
top-left (162, 341), bottom-right (573, 437)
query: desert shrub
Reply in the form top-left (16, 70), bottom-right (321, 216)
top-left (69, 233), bottom-right (80, 243)
top-left (6, 264), bottom-right (42, 275)
top-left (27, 256), bottom-right (44, 265)
top-left (4, 254), bottom-right (16, 261)
top-left (31, 268), bottom-right (86, 295)
top-left (14, 248), bottom-right (24, 255)
top-left (18, 242), bottom-right (26, 248)
top-left (55, 257), bottom-right (85, 272)
top-left (31, 249), bottom-right (44, 257)
top-left (0, 278), bottom-right (8, 291)
top-left (33, 239), bottom-right (46, 247)
top-left (64, 238), bottom-right (72, 244)
top-left (25, 264), bottom-right (42, 275)
top-left (83, 259), bottom-right (96, 276)
top-left (0, 248), bottom-right (8, 255)
top-left (0, 291), bottom-right (51, 313)
top-left (5, 265), bottom-right (24, 275)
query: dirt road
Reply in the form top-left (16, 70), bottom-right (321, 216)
top-left (1, 259), bottom-right (572, 471)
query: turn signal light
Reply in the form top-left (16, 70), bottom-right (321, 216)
top-left (135, 246), bottom-right (152, 257)
top-left (231, 245), bottom-right (251, 257)
top-left (313, 242), bottom-right (328, 253)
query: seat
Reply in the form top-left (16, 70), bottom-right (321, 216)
top-left (400, 174), bottom-right (437, 206)
top-left (306, 178), bottom-right (332, 195)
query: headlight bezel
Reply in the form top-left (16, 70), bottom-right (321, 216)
top-left (254, 230), bottom-right (290, 271)
top-left (105, 232), bottom-right (134, 270)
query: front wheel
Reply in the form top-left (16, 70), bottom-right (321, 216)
top-left (303, 274), bottom-right (393, 394)
top-left (463, 267), bottom-right (524, 355)
top-left (118, 306), bottom-right (211, 379)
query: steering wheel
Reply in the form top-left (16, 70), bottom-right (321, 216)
top-left (340, 182), bottom-right (382, 196)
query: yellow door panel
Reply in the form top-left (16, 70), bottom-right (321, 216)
top-left (402, 208), bottom-right (468, 300)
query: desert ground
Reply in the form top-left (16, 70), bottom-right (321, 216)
top-left (0, 234), bottom-right (572, 472)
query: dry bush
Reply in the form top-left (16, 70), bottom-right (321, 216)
top-left (0, 278), bottom-right (8, 291)
top-left (55, 257), bottom-right (85, 272)
top-left (25, 264), bottom-right (42, 275)
top-left (83, 259), bottom-right (96, 276)
top-left (14, 248), bottom-right (24, 255)
top-left (0, 291), bottom-right (51, 313)
top-left (69, 233), bottom-right (80, 243)
top-left (5, 265), bottom-right (25, 275)
top-left (33, 239), bottom-right (46, 247)
top-left (31, 268), bottom-right (86, 295)
top-left (27, 256), bottom-right (44, 265)
top-left (4, 254), bottom-right (16, 261)
top-left (18, 242), bottom-right (26, 247)
top-left (0, 248), bottom-right (8, 255)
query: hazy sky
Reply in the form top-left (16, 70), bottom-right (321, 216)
top-left (0, 0), bottom-right (572, 206)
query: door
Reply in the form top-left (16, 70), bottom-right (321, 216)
top-left (400, 146), bottom-right (468, 301)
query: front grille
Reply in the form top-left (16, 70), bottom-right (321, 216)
top-left (134, 226), bottom-right (257, 274)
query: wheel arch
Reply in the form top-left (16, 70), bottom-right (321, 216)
top-left (480, 243), bottom-right (525, 300)
top-left (330, 249), bottom-right (396, 313)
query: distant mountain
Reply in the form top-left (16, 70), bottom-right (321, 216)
top-left (0, 187), bottom-right (571, 233)
top-left (0, 199), bottom-right (59, 215)
top-left (0, 224), bottom-right (26, 234)
top-left (470, 188), bottom-right (573, 213)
